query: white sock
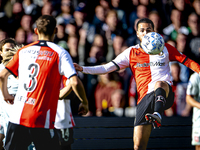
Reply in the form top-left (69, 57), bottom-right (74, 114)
top-left (153, 112), bottom-right (162, 120)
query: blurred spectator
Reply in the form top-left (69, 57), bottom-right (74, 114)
top-left (110, 0), bottom-right (127, 31)
top-left (7, 2), bottom-right (25, 37)
top-left (99, 0), bottom-right (111, 16)
top-left (95, 72), bottom-right (122, 117)
top-left (92, 34), bottom-right (107, 58)
top-left (167, 39), bottom-right (176, 48)
top-left (98, 9), bottom-right (128, 48)
top-left (92, 5), bottom-right (105, 31)
top-left (128, 4), bottom-right (149, 35)
top-left (56, 0), bottom-right (74, 25)
top-left (15, 27), bottom-right (27, 45)
top-left (65, 18), bottom-right (78, 37)
top-left (167, 33), bottom-right (192, 83)
top-left (83, 47), bottom-right (107, 116)
top-left (67, 35), bottom-right (79, 63)
top-left (0, 30), bottom-right (8, 42)
top-left (126, 18), bottom-right (140, 47)
top-left (128, 75), bottom-right (137, 107)
top-left (106, 34), bottom-right (125, 62)
top-left (74, 2), bottom-right (95, 45)
top-left (187, 12), bottom-right (200, 40)
top-left (0, 1), bottom-right (8, 31)
top-left (54, 23), bottom-right (68, 44)
top-left (20, 14), bottom-right (34, 44)
top-left (165, 62), bottom-right (191, 117)
top-left (171, 0), bottom-right (193, 25)
top-left (108, 89), bottom-right (126, 117)
top-left (163, 8), bottom-right (189, 41)
top-left (192, 0), bottom-right (200, 16)
top-left (22, 0), bottom-right (40, 21)
top-left (4, 0), bottom-right (15, 19)
top-left (41, 1), bottom-right (58, 17)
top-left (187, 13), bottom-right (200, 64)
top-left (87, 45), bottom-right (105, 65)
top-left (148, 10), bottom-right (163, 35)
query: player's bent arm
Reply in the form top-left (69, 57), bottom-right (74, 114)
top-left (69, 75), bottom-right (89, 114)
top-left (0, 68), bottom-right (14, 103)
top-left (82, 61), bottom-right (119, 75)
top-left (59, 83), bottom-right (73, 100)
top-left (186, 95), bottom-right (200, 109)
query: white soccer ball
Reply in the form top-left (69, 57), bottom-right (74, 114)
top-left (141, 32), bottom-right (164, 55)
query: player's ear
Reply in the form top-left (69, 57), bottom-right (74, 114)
top-left (34, 28), bottom-right (38, 35)
top-left (136, 32), bottom-right (139, 37)
top-left (54, 27), bottom-right (58, 34)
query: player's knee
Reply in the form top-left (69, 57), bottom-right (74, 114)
top-left (154, 81), bottom-right (169, 97)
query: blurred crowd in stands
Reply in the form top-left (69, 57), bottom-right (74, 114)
top-left (0, 0), bottom-right (200, 117)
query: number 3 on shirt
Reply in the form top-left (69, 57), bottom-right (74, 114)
top-left (24, 63), bottom-right (39, 92)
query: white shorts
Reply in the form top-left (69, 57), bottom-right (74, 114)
top-left (192, 127), bottom-right (200, 145)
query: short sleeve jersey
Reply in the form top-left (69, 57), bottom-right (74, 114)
top-left (113, 43), bottom-right (200, 104)
top-left (6, 40), bottom-right (77, 129)
top-left (186, 72), bottom-right (200, 127)
top-left (54, 76), bottom-right (75, 129)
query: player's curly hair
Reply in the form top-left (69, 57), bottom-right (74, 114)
top-left (1, 45), bottom-right (23, 66)
top-left (0, 38), bottom-right (17, 52)
top-left (0, 38), bottom-right (23, 66)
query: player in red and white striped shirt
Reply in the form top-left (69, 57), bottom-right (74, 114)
top-left (0, 15), bottom-right (88, 150)
top-left (74, 18), bottom-right (200, 150)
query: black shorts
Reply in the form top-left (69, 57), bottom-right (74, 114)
top-left (54, 128), bottom-right (74, 147)
top-left (134, 84), bottom-right (174, 126)
top-left (5, 122), bottom-right (58, 150)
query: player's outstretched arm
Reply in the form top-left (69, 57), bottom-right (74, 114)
top-left (73, 62), bottom-right (119, 75)
top-left (74, 63), bottom-right (83, 72)
top-left (0, 68), bottom-right (14, 104)
top-left (69, 75), bottom-right (89, 115)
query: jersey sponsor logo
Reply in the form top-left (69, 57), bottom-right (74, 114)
top-left (136, 62), bottom-right (165, 67)
top-left (37, 56), bottom-right (52, 61)
top-left (16, 96), bottom-right (36, 105)
top-left (22, 49), bottom-right (54, 57)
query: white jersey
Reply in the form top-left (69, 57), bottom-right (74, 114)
top-left (0, 63), bottom-right (18, 141)
top-left (186, 72), bottom-right (200, 127)
top-left (186, 72), bottom-right (200, 145)
top-left (0, 63), bottom-right (18, 117)
top-left (54, 77), bottom-right (75, 129)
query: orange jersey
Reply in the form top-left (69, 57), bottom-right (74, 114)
top-left (5, 40), bottom-right (76, 129)
top-left (113, 43), bottom-right (200, 104)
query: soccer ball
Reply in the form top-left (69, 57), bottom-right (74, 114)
top-left (141, 32), bottom-right (164, 55)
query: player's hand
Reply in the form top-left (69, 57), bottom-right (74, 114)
top-left (78, 102), bottom-right (89, 115)
top-left (73, 63), bottom-right (83, 72)
top-left (4, 94), bottom-right (14, 104)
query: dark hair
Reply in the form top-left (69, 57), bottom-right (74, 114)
top-left (36, 15), bottom-right (57, 36)
top-left (0, 38), bottom-right (17, 52)
top-left (136, 18), bottom-right (154, 31)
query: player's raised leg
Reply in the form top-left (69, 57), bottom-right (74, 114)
top-left (145, 81), bottom-right (169, 128)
